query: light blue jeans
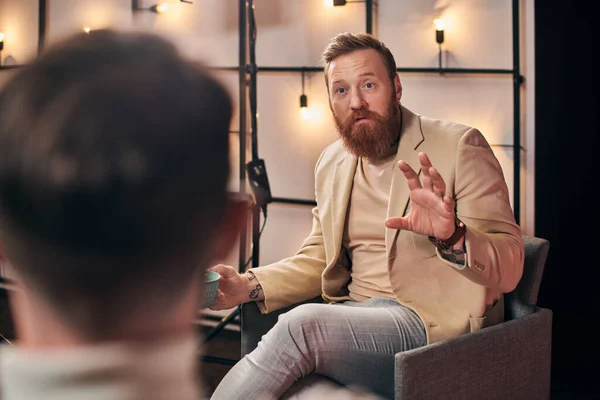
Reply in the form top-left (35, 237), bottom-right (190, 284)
top-left (210, 297), bottom-right (427, 400)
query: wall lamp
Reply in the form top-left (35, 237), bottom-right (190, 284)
top-left (329, 0), bottom-right (366, 6)
top-left (0, 32), bottom-right (3, 66)
top-left (132, 0), bottom-right (192, 13)
top-left (299, 70), bottom-right (308, 118)
top-left (433, 17), bottom-right (445, 69)
top-left (132, 1), bottom-right (168, 13)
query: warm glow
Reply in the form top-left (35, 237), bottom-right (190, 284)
top-left (300, 107), bottom-right (310, 120)
top-left (433, 18), bottom-right (445, 31)
top-left (300, 106), bottom-right (325, 124)
top-left (83, 26), bottom-right (91, 34)
top-left (0, 33), bottom-right (4, 42)
top-left (156, 3), bottom-right (169, 13)
top-left (324, 0), bottom-right (334, 7)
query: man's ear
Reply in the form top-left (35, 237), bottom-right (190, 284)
top-left (394, 74), bottom-right (402, 102)
top-left (208, 194), bottom-right (250, 265)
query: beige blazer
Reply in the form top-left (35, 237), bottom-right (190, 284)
top-left (252, 106), bottom-right (523, 344)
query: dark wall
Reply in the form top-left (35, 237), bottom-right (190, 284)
top-left (535, 1), bottom-right (598, 382)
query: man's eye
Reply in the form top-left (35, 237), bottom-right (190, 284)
top-left (365, 82), bottom-right (375, 89)
top-left (336, 87), bottom-right (346, 94)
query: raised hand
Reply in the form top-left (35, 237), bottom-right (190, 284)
top-left (385, 152), bottom-right (456, 240)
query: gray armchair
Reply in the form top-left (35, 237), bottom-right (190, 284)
top-left (241, 235), bottom-right (552, 400)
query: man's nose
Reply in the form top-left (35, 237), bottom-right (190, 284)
top-left (350, 91), bottom-right (367, 110)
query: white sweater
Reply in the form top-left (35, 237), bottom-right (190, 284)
top-left (0, 333), bottom-right (202, 400)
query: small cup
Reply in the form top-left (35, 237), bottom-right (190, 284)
top-left (201, 270), bottom-right (221, 309)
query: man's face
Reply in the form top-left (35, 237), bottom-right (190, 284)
top-left (327, 49), bottom-right (402, 159)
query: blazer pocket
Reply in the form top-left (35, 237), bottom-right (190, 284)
top-left (469, 315), bottom-right (486, 333)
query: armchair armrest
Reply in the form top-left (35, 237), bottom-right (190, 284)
top-left (395, 307), bottom-right (552, 400)
top-left (240, 296), bottom-right (323, 357)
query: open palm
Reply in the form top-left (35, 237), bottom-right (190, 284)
top-left (385, 152), bottom-right (456, 240)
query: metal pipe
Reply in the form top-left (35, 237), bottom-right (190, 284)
top-left (201, 306), bottom-right (240, 344)
top-left (1, 64), bottom-right (519, 76)
top-left (366, 0), bottom-right (373, 34)
top-left (247, 0), bottom-right (261, 269)
top-left (253, 66), bottom-right (515, 75)
top-left (271, 197), bottom-right (317, 207)
top-left (199, 355), bottom-right (238, 366)
top-left (237, 0), bottom-right (248, 272)
top-left (512, 0), bottom-right (521, 224)
top-left (38, 0), bottom-right (46, 53)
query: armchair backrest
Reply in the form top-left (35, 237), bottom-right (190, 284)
top-left (504, 235), bottom-right (550, 320)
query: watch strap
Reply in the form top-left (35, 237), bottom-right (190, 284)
top-left (429, 218), bottom-right (466, 251)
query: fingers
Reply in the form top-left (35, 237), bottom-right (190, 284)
top-left (209, 264), bottom-right (238, 279)
top-left (401, 154), bottom-right (446, 196)
top-left (429, 166), bottom-right (447, 198)
top-left (385, 216), bottom-right (409, 230)
top-left (418, 153), bottom-right (433, 191)
top-left (443, 194), bottom-right (455, 212)
top-left (208, 290), bottom-right (225, 311)
top-left (397, 161), bottom-right (422, 191)
top-left (399, 153), bottom-right (451, 205)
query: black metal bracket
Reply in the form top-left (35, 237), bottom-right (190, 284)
top-left (245, 63), bottom-right (258, 75)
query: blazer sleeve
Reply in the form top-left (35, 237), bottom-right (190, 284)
top-left (439, 128), bottom-right (524, 293)
top-left (250, 152), bottom-right (329, 313)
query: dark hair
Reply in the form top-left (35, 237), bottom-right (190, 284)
top-left (0, 29), bottom-right (233, 335)
top-left (320, 32), bottom-right (397, 87)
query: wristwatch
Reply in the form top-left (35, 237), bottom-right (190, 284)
top-left (428, 217), bottom-right (466, 251)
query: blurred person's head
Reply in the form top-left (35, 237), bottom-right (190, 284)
top-left (321, 33), bottom-right (402, 160)
top-left (0, 29), bottom-right (242, 347)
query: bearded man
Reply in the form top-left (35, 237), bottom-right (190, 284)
top-left (209, 32), bottom-right (523, 400)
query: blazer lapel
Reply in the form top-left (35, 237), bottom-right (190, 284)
top-left (386, 106), bottom-right (426, 257)
top-left (330, 152), bottom-right (357, 264)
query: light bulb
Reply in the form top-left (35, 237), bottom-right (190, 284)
top-left (300, 107), bottom-right (310, 120)
top-left (83, 26), bottom-right (91, 34)
top-left (0, 32), bottom-right (4, 42)
top-left (156, 3), bottom-right (169, 13)
top-left (433, 18), bottom-right (445, 31)
top-left (324, 0), bottom-right (334, 7)
top-left (300, 106), bottom-right (325, 124)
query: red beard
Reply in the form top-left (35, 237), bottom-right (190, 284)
top-left (334, 100), bottom-right (401, 159)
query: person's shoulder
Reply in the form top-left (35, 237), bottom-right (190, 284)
top-left (315, 139), bottom-right (348, 171)
top-left (419, 114), bottom-right (473, 139)
top-left (322, 139), bottom-right (347, 158)
top-left (418, 114), bottom-right (489, 149)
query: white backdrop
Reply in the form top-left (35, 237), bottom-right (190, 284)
top-left (0, 0), bottom-right (535, 270)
